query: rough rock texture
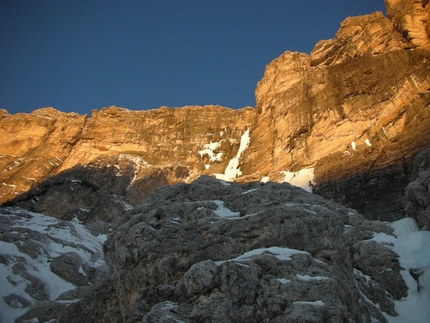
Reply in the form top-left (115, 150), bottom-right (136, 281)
top-left (244, 10), bottom-right (430, 219)
top-left (0, 207), bottom-right (108, 322)
top-left (385, 0), bottom-right (430, 48)
top-left (12, 150), bottom-right (430, 323)
top-left (2, 1), bottom-right (430, 321)
top-left (41, 176), bottom-right (405, 323)
top-left (0, 106), bottom-right (256, 206)
top-left (0, 108), bottom-right (87, 203)
top-left (1, 0), bottom-right (429, 223)
top-left (3, 164), bottom-right (132, 223)
top-left (404, 148), bottom-right (430, 228)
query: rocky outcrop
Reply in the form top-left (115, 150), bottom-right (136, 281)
top-left (1, 0), bottom-right (429, 222)
top-left (385, 0), bottom-right (430, 49)
top-left (404, 148), bottom-right (430, 229)
top-left (58, 105), bottom-right (255, 174)
top-left (3, 164), bottom-right (132, 223)
top-left (18, 176), bottom-right (406, 323)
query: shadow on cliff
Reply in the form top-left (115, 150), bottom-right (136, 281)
top-left (2, 164), bottom-right (190, 224)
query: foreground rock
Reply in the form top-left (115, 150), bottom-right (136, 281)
top-left (24, 176), bottom-right (406, 323)
top-left (0, 208), bottom-right (108, 322)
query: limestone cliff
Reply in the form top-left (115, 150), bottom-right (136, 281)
top-left (0, 108), bottom-right (87, 202)
top-left (385, 0), bottom-right (430, 48)
top-left (244, 9), bottom-right (430, 219)
top-left (1, 0), bottom-right (429, 222)
top-left (0, 106), bottom-right (256, 205)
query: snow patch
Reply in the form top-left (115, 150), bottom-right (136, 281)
top-left (241, 188), bottom-right (259, 195)
top-left (260, 176), bottom-right (270, 183)
top-left (391, 217), bottom-right (419, 237)
top-left (276, 278), bottom-right (291, 284)
top-left (365, 139), bottom-right (372, 147)
top-left (293, 300), bottom-right (325, 306)
top-left (218, 180), bottom-right (231, 186)
top-left (215, 129), bottom-right (250, 181)
top-left (160, 301), bottom-right (179, 310)
top-left (296, 274), bottom-right (329, 281)
top-left (351, 141), bottom-right (357, 150)
top-left (212, 200), bottom-right (240, 218)
top-left (97, 234), bottom-right (108, 242)
top-left (280, 168), bottom-right (315, 193)
top-left (118, 154), bottom-right (150, 183)
top-left (198, 141), bottom-right (223, 162)
top-left (215, 246), bottom-right (309, 265)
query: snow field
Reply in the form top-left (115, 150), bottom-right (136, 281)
top-left (371, 217), bottom-right (430, 323)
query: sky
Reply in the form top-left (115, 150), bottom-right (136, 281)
top-left (1, 0), bottom-right (386, 116)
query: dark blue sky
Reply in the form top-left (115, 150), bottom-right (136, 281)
top-left (1, 0), bottom-right (386, 115)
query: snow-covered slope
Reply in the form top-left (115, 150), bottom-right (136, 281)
top-left (0, 207), bottom-right (107, 323)
top-left (374, 218), bottom-right (430, 323)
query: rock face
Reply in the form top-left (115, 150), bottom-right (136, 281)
top-left (2, 1), bottom-right (430, 320)
top-left (1, 0), bottom-right (429, 222)
top-left (0, 108), bottom-right (87, 204)
top-left (245, 10), bottom-right (430, 220)
top-left (24, 176), bottom-right (403, 323)
top-left (385, 0), bottom-right (430, 49)
top-left (0, 106), bottom-right (255, 205)
top-left (1, 106), bottom-right (256, 223)
top-left (404, 149), bottom-right (430, 229)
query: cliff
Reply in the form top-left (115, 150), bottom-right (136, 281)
top-left (0, 106), bottom-right (255, 203)
top-left (245, 8), bottom-right (430, 219)
top-left (1, 0), bottom-right (429, 222)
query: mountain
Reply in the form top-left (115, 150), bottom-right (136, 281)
top-left (1, 0), bottom-right (429, 223)
top-left (0, 0), bottom-right (430, 321)
top-left (1, 2), bottom-right (429, 224)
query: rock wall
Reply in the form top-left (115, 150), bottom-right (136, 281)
top-left (11, 151), bottom-right (430, 322)
top-left (242, 10), bottom-right (430, 219)
top-left (385, 0), bottom-right (430, 49)
top-left (0, 106), bottom-right (256, 206)
top-left (404, 149), bottom-right (430, 229)
top-left (0, 207), bottom-right (108, 322)
top-left (1, 0), bottom-right (430, 221)
top-left (0, 108), bottom-right (87, 204)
